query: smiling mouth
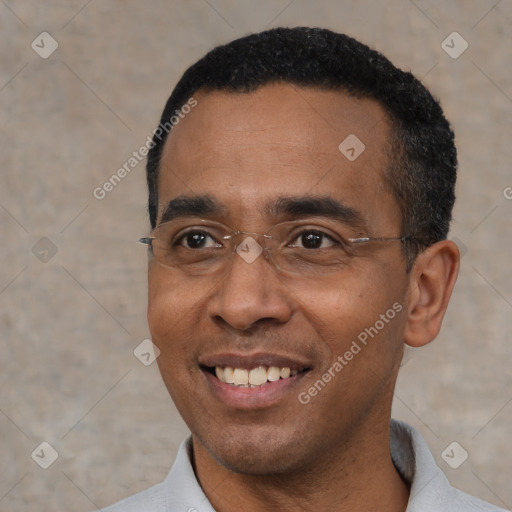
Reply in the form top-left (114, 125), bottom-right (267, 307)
top-left (202, 365), bottom-right (311, 388)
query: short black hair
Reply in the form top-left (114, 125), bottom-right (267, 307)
top-left (146, 27), bottom-right (457, 270)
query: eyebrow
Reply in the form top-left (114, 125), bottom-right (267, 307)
top-left (159, 195), bottom-right (225, 224)
top-left (158, 194), bottom-right (366, 228)
top-left (266, 196), bottom-right (367, 227)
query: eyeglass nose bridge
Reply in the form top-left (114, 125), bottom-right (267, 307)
top-left (223, 230), bottom-right (273, 241)
top-left (222, 230), bottom-right (285, 269)
top-left (223, 231), bottom-right (274, 252)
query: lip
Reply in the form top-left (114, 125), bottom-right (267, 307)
top-left (199, 352), bottom-right (313, 410)
top-left (202, 368), bottom-right (310, 410)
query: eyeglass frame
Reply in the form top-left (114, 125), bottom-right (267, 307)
top-left (138, 218), bottom-right (412, 275)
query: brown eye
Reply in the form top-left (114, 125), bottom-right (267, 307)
top-left (178, 231), bottom-right (221, 249)
top-left (291, 230), bottom-right (336, 249)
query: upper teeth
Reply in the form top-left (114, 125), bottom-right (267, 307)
top-left (215, 366), bottom-right (298, 387)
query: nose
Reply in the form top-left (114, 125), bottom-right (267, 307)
top-left (207, 238), bottom-right (294, 331)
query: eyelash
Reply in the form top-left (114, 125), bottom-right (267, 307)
top-left (176, 230), bottom-right (219, 248)
top-left (289, 230), bottom-right (338, 248)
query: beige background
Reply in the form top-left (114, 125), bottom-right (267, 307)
top-left (1, 0), bottom-right (511, 510)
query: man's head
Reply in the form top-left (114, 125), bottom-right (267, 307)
top-left (143, 27), bottom-right (459, 480)
top-left (147, 26), bottom-right (457, 270)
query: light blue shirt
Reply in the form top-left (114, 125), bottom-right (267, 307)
top-left (100, 419), bottom-right (509, 511)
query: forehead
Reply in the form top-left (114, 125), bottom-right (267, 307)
top-left (158, 83), bottom-right (399, 229)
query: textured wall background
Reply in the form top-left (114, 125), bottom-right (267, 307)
top-left (1, 1), bottom-right (511, 510)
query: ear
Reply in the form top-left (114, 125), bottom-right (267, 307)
top-left (404, 240), bottom-right (460, 347)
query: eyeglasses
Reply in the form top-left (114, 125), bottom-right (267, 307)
top-left (139, 219), bottom-right (409, 277)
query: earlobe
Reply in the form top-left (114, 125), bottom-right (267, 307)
top-left (403, 240), bottom-right (460, 348)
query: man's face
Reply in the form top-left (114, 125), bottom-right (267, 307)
top-left (147, 84), bottom-right (412, 474)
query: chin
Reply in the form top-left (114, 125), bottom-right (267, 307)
top-left (195, 425), bottom-right (315, 476)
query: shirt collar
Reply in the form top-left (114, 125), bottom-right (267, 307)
top-left (390, 419), bottom-right (453, 511)
top-left (163, 419), bottom-right (451, 511)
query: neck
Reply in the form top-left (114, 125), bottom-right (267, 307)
top-left (192, 419), bottom-right (410, 512)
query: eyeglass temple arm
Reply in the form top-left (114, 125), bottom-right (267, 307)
top-left (347, 236), bottom-right (409, 244)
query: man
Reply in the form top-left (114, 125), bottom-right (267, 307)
top-left (102, 27), bottom-right (508, 511)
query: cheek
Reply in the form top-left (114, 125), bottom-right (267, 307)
top-left (147, 268), bottom-right (176, 338)
top-left (301, 270), bottom-right (406, 363)
top-left (147, 268), bottom-right (207, 414)
top-left (147, 265), bottom-right (202, 328)
top-left (147, 267), bottom-right (199, 369)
